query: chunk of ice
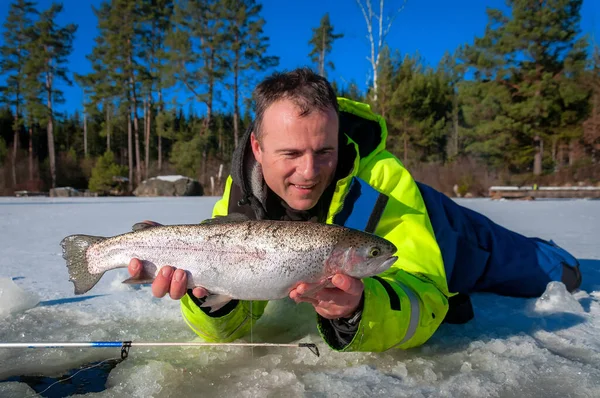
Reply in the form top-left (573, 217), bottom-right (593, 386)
top-left (0, 278), bottom-right (40, 318)
top-left (534, 281), bottom-right (584, 314)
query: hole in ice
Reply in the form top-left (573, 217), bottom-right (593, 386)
top-left (0, 358), bottom-right (122, 397)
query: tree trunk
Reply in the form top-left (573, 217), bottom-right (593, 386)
top-left (28, 125), bottom-right (34, 181)
top-left (146, 95), bottom-right (151, 178)
top-left (127, 40), bottom-right (141, 186)
top-left (533, 135), bottom-right (542, 176)
top-left (12, 112), bottom-right (18, 187)
top-left (83, 105), bottom-right (88, 158)
top-left (569, 140), bottom-right (576, 167)
top-left (143, 96), bottom-right (149, 180)
top-left (134, 105), bottom-right (140, 185)
top-left (46, 68), bottom-right (56, 188)
top-left (106, 103), bottom-right (111, 151)
top-left (157, 91), bottom-right (163, 171)
top-left (233, 45), bottom-right (240, 150)
top-left (552, 137), bottom-right (558, 167)
top-left (320, 30), bottom-right (325, 76)
top-left (127, 109), bottom-right (133, 192)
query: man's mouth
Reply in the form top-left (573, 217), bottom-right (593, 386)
top-left (292, 183), bottom-right (318, 190)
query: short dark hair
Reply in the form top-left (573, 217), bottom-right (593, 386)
top-left (252, 67), bottom-right (339, 139)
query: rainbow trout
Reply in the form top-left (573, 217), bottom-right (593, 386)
top-left (60, 215), bottom-right (397, 311)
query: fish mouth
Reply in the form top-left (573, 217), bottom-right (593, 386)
top-left (372, 255), bottom-right (398, 274)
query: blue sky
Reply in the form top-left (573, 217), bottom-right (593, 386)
top-left (0, 0), bottom-right (598, 116)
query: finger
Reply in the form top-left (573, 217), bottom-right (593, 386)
top-left (192, 287), bottom-right (208, 298)
top-left (331, 274), bottom-right (364, 296)
top-left (128, 258), bottom-right (142, 277)
top-left (169, 269), bottom-right (188, 300)
top-left (295, 282), bottom-right (324, 298)
top-left (290, 289), bottom-right (319, 306)
top-left (152, 266), bottom-right (174, 298)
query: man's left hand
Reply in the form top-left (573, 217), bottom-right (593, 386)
top-left (290, 274), bottom-right (364, 319)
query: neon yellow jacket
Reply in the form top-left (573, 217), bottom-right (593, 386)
top-left (180, 98), bottom-right (450, 351)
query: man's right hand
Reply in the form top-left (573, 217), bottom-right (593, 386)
top-left (127, 259), bottom-right (208, 300)
top-left (128, 220), bottom-right (207, 300)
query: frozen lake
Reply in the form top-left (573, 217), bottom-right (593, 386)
top-left (0, 196), bottom-right (599, 397)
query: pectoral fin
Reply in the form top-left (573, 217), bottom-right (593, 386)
top-left (121, 261), bottom-right (157, 285)
top-left (200, 294), bottom-right (233, 313)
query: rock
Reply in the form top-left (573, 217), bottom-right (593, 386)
top-left (50, 187), bottom-right (82, 197)
top-left (133, 175), bottom-right (204, 197)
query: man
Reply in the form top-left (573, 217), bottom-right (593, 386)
top-left (129, 68), bottom-right (582, 352)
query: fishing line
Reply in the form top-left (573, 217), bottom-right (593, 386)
top-left (24, 356), bottom-right (121, 398)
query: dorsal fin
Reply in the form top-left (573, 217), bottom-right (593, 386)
top-left (200, 213), bottom-right (250, 225)
top-left (132, 222), bottom-right (160, 232)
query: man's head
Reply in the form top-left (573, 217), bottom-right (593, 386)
top-left (250, 68), bottom-right (340, 211)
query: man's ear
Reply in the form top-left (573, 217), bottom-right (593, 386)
top-left (250, 132), bottom-right (262, 164)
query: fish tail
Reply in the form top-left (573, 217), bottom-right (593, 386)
top-left (60, 234), bottom-right (106, 295)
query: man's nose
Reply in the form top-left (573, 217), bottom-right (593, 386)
top-left (299, 154), bottom-right (318, 179)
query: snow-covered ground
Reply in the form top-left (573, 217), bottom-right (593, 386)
top-left (0, 196), bottom-right (598, 397)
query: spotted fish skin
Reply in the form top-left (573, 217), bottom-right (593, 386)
top-left (60, 219), bottom-right (398, 300)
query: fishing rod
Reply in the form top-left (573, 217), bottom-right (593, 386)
top-left (0, 341), bottom-right (321, 359)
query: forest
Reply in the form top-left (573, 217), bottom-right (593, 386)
top-left (0, 0), bottom-right (598, 197)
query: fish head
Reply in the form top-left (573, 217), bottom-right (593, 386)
top-left (332, 230), bottom-right (398, 278)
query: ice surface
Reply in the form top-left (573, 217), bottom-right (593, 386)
top-left (0, 196), bottom-right (598, 397)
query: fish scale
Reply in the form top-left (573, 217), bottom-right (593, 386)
top-left (61, 217), bottom-right (398, 307)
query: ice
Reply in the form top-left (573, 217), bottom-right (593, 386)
top-left (154, 175), bottom-right (190, 182)
top-left (0, 382), bottom-right (36, 397)
top-left (534, 281), bottom-right (585, 314)
top-left (0, 196), bottom-right (599, 397)
top-left (0, 278), bottom-right (40, 319)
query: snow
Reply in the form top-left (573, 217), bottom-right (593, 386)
top-left (153, 175), bottom-right (191, 182)
top-left (0, 196), bottom-right (599, 397)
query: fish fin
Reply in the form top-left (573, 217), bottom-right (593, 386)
top-left (60, 234), bottom-right (107, 295)
top-left (121, 268), bottom-right (155, 285)
top-left (131, 222), bottom-right (158, 232)
top-left (122, 277), bottom-right (155, 285)
top-left (297, 279), bottom-right (331, 297)
top-left (200, 294), bottom-right (233, 313)
top-left (121, 261), bottom-right (158, 285)
top-left (200, 213), bottom-right (250, 225)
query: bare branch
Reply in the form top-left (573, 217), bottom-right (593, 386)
top-left (355, 0), bottom-right (408, 101)
top-left (383, 0), bottom-right (407, 38)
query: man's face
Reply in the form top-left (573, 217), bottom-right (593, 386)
top-left (250, 99), bottom-right (339, 211)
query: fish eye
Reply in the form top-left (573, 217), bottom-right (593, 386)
top-left (368, 247), bottom-right (381, 257)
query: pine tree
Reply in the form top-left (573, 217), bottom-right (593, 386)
top-left (166, 0), bottom-right (229, 183)
top-left (459, 0), bottom-right (589, 175)
top-left (308, 13), bottom-right (343, 77)
top-left (139, 0), bottom-right (174, 176)
top-left (372, 45), bottom-right (400, 118)
top-left (0, 0), bottom-right (37, 186)
top-left (583, 45), bottom-right (600, 163)
top-left (26, 2), bottom-right (77, 188)
top-left (225, 0), bottom-right (278, 149)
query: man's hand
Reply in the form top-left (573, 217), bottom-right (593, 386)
top-left (289, 274), bottom-right (364, 319)
top-left (127, 259), bottom-right (207, 300)
top-left (128, 220), bottom-right (207, 300)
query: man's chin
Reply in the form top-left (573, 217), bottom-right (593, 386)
top-left (285, 197), bottom-right (319, 212)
